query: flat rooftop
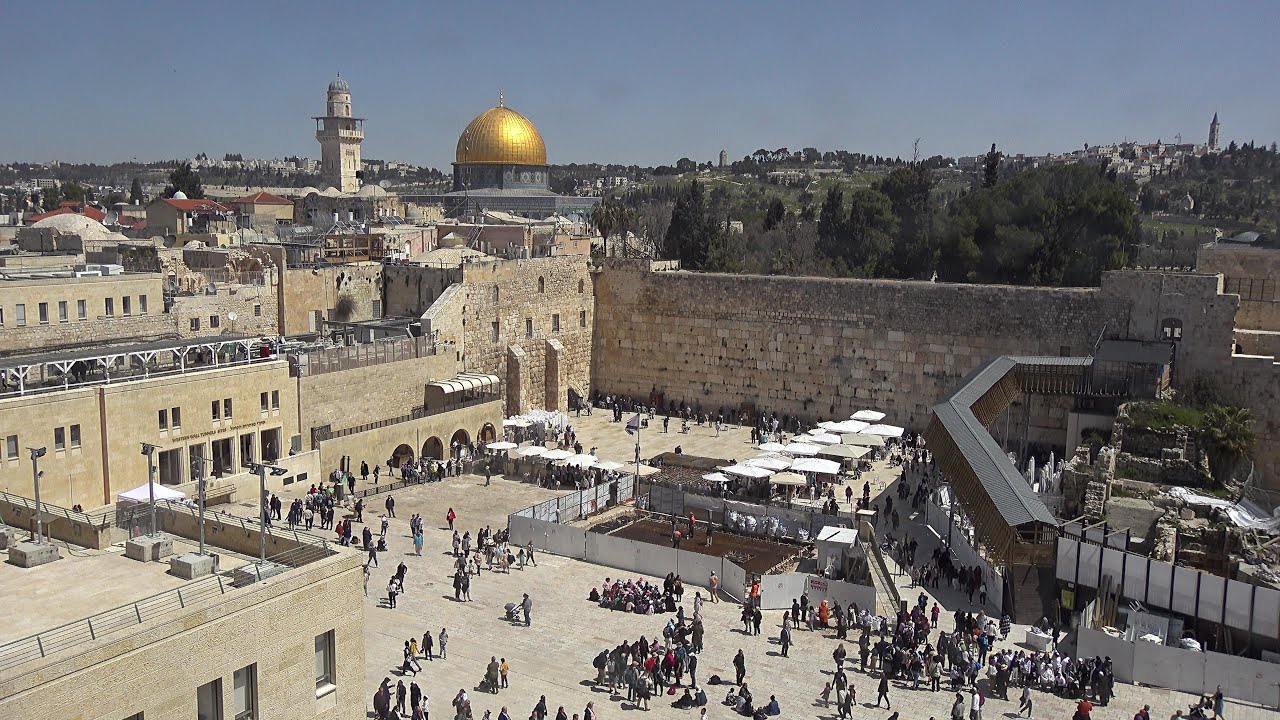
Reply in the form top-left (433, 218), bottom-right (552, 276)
top-left (0, 538), bottom-right (248, 646)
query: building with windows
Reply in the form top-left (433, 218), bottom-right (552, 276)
top-left (0, 268), bottom-right (168, 355)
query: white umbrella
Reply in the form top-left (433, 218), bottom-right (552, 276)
top-left (502, 419), bottom-right (521, 427)
top-left (828, 420), bottom-right (870, 434)
top-left (632, 464), bottom-right (662, 477)
top-left (808, 432), bottom-right (841, 445)
top-left (702, 472), bottom-right (733, 484)
top-left (807, 428), bottom-right (829, 436)
top-left (852, 410), bottom-right (886, 422)
top-left (722, 464), bottom-right (774, 479)
top-left (864, 423), bottom-right (905, 438)
top-left (541, 448), bottom-right (573, 460)
top-left (595, 460), bottom-right (625, 471)
top-left (758, 441), bottom-right (786, 453)
top-left (819, 444), bottom-right (871, 460)
top-left (781, 442), bottom-right (820, 456)
top-left (746, 455), bottom-right (792, 471)
top-left (769, 471), bottom-right (808, 486)
top-left (518, 445), bottom-right (548, 457)
top-left (840, 433), bottom-right (885, 447)
top-left (791, 457), bottom-right (842, 474)
top-left (817, 421), bottom-right (845, 432)
top-left (564, 453), bottom-right (597, 468)
top-left (486, 441), bottom-right (518, 451)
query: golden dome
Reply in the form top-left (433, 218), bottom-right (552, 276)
top-left (455, 104), bottom-right (547, 166)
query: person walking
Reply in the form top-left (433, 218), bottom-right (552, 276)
top-left (439, 628), bottom-right (448, 659)
top-left (363, 564), bottom-right (371, 597)
top-left (875, 674), bottom-right (890, 709)
top-left (521, 593), bottom-right (533, 626)
top-left (780, 623), bottom-right (791, 657)
top-left (500, 657), bottom-right (510, 688)
top-left (709, 571), bottom-right (720, 603)
top-left (525, 541), bottom-right (536, 567)
top-left (386, 495), bottom-right (396, 518)
top-left (1018, 686), bottom-right (1032, 718)
top-left (447, 507), bottom-right (456, 530)
top-left (423, 630), bottom-right (434, 661)
top-left (733, 649), bottom-right (746, 685)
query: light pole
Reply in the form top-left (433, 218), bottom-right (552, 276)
top-left (248, 461), bottom-right (288, 564)
top-left (141, 443), bottom-right (159, 536)
top-left (191, 455), bottom-right (210, 556)
top-left (28, 447), bottom-right (46, 544)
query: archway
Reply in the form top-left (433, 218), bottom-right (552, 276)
top-left (390, 443), bottom-right (414, 468)
top-left (422, 436), bottom-right (444, 461)
top-left (478, 423), bottom-right (497, 444)
top-left (450, 429), bottom-right (470, 454)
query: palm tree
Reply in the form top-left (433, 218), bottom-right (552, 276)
top-left (1202, 405), bottom-right (1255, 485)
top-left (590, 201), bottom-right (616, 257)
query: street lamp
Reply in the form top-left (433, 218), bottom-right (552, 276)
top-left (248, 461), bottom-right (288, 564)
top-left (190, 455), bottom-right (210, 556)
top-left (28, 447), bottom-right (46, 544)
top-left (141, 443), bottom-right (159, 537)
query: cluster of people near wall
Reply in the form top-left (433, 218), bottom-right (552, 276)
top-left (590, 573), bottom-right (687, 614)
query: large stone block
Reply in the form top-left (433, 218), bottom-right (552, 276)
top-left (125, 535), bottom-right (174, 562)
top-left (169, 552), bottom-right (217, 579)
top-left (8, 541), bottom-right (59, 567)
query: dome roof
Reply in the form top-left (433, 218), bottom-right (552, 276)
top-left (455, 104), bottom-right (547, 166)
top-left (31, 214), bottom-right (120, 243)
top-left (328, 74), bottom-right (349, 94)
top-left (356, 184), bottom-right (388, 197)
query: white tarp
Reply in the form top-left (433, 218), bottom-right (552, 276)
top-left (826, 420), bottom-right (870, 434)
top-left (808, 432), bottom-right (841, 445)
top-left (1165, 486), bottom-right (1280, 533)
top-left (747, 455), bottom-right (792, 471)
top-left (118, 482), bottom-right (186, 503)
top-left (541, 448), bottom-right (573, 460)
top-left (770, 472), bottom-right (807, 486)
top-left (702, 472), bottom-right (733, 484)
top-left (781, 442), bottom-right (820, 456)
top-left (840, 433), bottom-right (885, 447)
top-left (595, 460), bottom-right (625, 471)
top-left (758, 442), bottom-right (786, 452)
top-left (723, 464), bottom-right (774, 479)
top-left (518, 446), bottom-right (548, 457)
top-left (864, 423), bottom-right (905, 438)
top-left (563, 453), bottom-right (597, 468)
top-left (486, 441), bottom-right (518, 451)
top-left (852, 410), bottom-right (886, 422)
top-left (791, 457), bottom-right (842, 474)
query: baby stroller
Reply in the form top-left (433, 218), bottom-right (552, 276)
top-left (504, 602), bottom-right (520, 622)
top-left (479, 666), bottom-right (500, 694)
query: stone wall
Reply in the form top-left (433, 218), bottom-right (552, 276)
top-left (1196, 243), bottom-right (1280, 332)
top-left (280, 263), bottom-right (384, 335)
top-left (313, 398), bottom-right (502, 470)
top-left (171, 281), bottom-right (280, 339)
top-left (383, 264), bottom-right (461, 318)
top-left (591, 263), bottom-right (1128, 433)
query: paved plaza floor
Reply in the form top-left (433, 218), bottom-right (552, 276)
top-left (224, 414), bottom-right (1270, 719)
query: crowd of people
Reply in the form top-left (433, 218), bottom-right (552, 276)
top-left (590, 574), bottom-right (687, 614)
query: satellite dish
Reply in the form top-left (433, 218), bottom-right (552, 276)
top-left (227, 312), bottom-right (238, 321)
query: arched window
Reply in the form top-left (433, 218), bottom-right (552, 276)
top-left (493, 286), bottom-right (499, 303)
top-left (1161, 317), bottom-right (1183, 342)
top-left (538, 277), bottom-right (545, 293)
top-left (578, 279), bottom-right (585, 294)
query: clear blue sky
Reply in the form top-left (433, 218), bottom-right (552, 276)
top-left (3, 2), bottom-right (1277, 168)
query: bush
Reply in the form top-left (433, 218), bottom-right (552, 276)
top-left (1124, 401), bottom-right (1204, 430)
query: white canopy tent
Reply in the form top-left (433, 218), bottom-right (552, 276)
top-left (781, 442), bottom-right (820, 456)
top-left (769, 472), bottom-right (807, 486)
top-left (486, 441), bottom-right (518, 451)
top-left (851, 410), bottom-right (886, 422)
top-left (808, 432), bottom-right (841, 445)
top-left (827, 420), bottom-right (870, 434)
top-left (758, 442), bottom-right (787, 453)
top-left (722, 464), bottom-right (774, 479)
top-left (818, 444), bottom-right (871, 460)
top-left (702, 472), bottom-right (733, 484)
top-left (840, 433), bottom-right (885, 447)
top-left (518, 446), bottom-right (548, 457)
top-left (791, 457), bottom-right (842, 474)
top-left (746, 455), bottom-right (792, 471)
top-left (118, 482), bottom-right (186, 503)
top-left (562, 453), bottom-right (598, 468)
top-left (595, 460), bottom-right (625, 471)
top-left (864, 423), bottom-right (905, 438)
top-left (541, 448), bottom-right (573, 461)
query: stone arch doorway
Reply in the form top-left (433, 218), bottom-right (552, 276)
top-left (390, 443), bottom-right (414, 468)
top-left (450, 429), bottom-right (470, 453)
top-left (422, 437), bottom-right (444, 461)
top-left (568, 387), bottom-right (584, 412)
top-left (478, 423), bottom-right (497, 444)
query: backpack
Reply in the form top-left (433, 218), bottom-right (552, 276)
top-left (708, 675), bottom-right (720, 685)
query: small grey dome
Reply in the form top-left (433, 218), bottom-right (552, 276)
top-left (328, 74), bottom-right (350, 93)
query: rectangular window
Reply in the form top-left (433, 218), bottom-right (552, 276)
top-left (77, 299), bottom-right (87, 320)
top-left (211, 400), bottom-right (221, 421)
top-left (171, 407), bottom-right (182, 429)
top-left (58, 301), bottom-right (68, 323)
top-left (122, 296), bottom-right (131, 315)
top-left (54, 427), bottom-right (65, 451)
top-left (105, 298), bottom-right (114, 317)
top-left (210, 315), bottom-right (220, 329)
top-left (191, 317), bottom-right (201, 331)
top-left (197, 678), bottom-right (223, 720)
top-left (580, 310), bottom-right (587, 328)
top-left (139, 295), bottom-right (148, 314)
top-left (70, 424), bottom-right (81, 448)
top-left (525, 318), bottom-right (533, 338)
top-left (492, 322), bottom-right (500, 343)
top-left (5, 435), bottom-right (17, 460)
top-left (158, 409), bottom-right (168, 431)
top-left (315, 630), bottom-right (336, 696)
top-left (0, 307), bottom-right (4, 325)
top-left (38, 302), bottom-right (49, 324)
top-left (271, 390), bottom-right (280, 410)
top-left (260, 392), bottom-right (269, 412)
top-left (233, 664), bottom-right (257, 720)
top-left (16, 303), bottom-right (26, 326)
top-left (552, 313), bottom-right (560, 332)
top-left (223, 398), bottom-right (233, 419)
top-left (253, 304), bottom-right (262, 317)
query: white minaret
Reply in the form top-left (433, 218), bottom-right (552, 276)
top-left (314, 74), bottom-right (364, 193)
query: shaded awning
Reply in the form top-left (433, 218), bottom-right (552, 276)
top-left (429, 372), bottom-right (498, 394)
top-left (746, 455), bottom-right (792, 471)
top-left (770, 472), bottom-right (807, 486)
top-left (819, 444), bottom-right (871, 460)
top-left (722, 464), bottom-right (773, 479)
top-left (791, 457), bottom-right (842, 474)
top-left (840, 433), bottom-right (885, 447)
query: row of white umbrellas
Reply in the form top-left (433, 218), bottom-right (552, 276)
top-left (488, 443), bottom-right (629, 472)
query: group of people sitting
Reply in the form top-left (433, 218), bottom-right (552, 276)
top-left (723, 684), bottom-right (780, 719)
top-left (590, 575), bottom-right (681, 615)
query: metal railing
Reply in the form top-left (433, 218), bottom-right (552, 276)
top-left (0, 353), bottom-right (282, 401)
top-left (118, 500), bottom-right (333, 550)
top-left (0, 542), bottom-right (328, 674)
top-left (0, 489), bottom-right (112, 529)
